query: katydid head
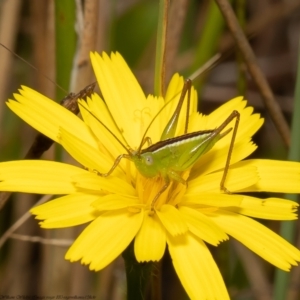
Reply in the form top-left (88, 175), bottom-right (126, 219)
top-left (131, 152), bottom-right (159, 178)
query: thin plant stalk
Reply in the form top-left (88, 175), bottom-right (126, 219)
top-left (154, 0), bottom-right (169, 97)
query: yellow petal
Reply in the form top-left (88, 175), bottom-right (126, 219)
top-left (188, 165), bottom-right (259, 193)
top-left (59, 126), bottom-right (119, 175)
top-left (192, 139), bottom-right (257, 179)
top-left (191, 97), bottom-right (263, 177)
top-left (211, 210), bottom-right (300, 271)
top-left (91, 52), bottom-right (147, 147)
top-left (134, 213), bottom-right (166, 262)
top-left (31, 193), bottom-right (100, 228)
top-left (182, 192), bottom-right (243, 207)
top-left (179, 206), bottom-right (228, 246)
top-left (163, 74), bottom-right (198, 137)
top-left (66, 209), bottom-right (144, 271)
top-left (164, 73), bottom-right (186, 117)
top-left (7, 86), bottom-right (97, 148)
top-left (143, 94), bottom-right (166, 144)
top-left (92, 194), bottom-right (141, 211)
top-left (78, 95), bottom-right (126, 163)
top-left (72, 172), bottom-right (135, 195)
top-left (0, 160), bottom-right (86, 194)
top-left (156, 204), bottom-right (188, 236)
top-left (167, 233), bottom-right (230, 300)
top-left (215, 105), bottom-right (263, 146)
top-left (191, 97), bottom-right (263, 142)
top-left (204, 97), bottom-right (246, 128)
top-left (204, 97), bottom-right (261, 133)
top-left (235, 159), bottom-right (300, 193)
top-left (228, 196), bottom-right (299, 220)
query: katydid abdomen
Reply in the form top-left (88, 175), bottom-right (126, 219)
top-left (132, 129), bottom-right (229, 181)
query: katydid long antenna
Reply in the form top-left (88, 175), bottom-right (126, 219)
top-left (0, 42), bottom-right (68, 94)
top-left (78, 101), bottom-right (132, 155)
top-left (188, 53), bottom-right (221, 81)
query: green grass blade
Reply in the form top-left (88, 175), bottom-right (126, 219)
top-left (154, 0), bottom-right (169, 97)
top-left (54, 0), bottom-right (77, 101)
top-left (54, 1), bottom-right (76, 161)
top-left (190, 0), bottom-right (225, 92)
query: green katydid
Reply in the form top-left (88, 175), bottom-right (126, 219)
top-left (79, 79), bottom-right (240, 210)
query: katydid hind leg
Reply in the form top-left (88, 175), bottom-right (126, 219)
top-left (184, 80), bottom-right (191, 134)
top-left (160, 79), bottom-right (192, 141)
top-left (218, 110), bottom-right (240, 193)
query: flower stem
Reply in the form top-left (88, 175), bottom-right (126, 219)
top-left (122, 242), bottom-right (154, 300)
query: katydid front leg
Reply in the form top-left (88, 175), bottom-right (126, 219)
top-left (93, 153), bottom-right (131, 177)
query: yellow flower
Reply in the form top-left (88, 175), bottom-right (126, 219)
top-left (1, 52), bottom-right (300, 300)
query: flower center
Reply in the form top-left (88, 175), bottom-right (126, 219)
top-left (135, 171), bottom-right (190, 213)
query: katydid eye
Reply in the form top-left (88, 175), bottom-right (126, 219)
top-left (145, 155), bottom-right (153, 166)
